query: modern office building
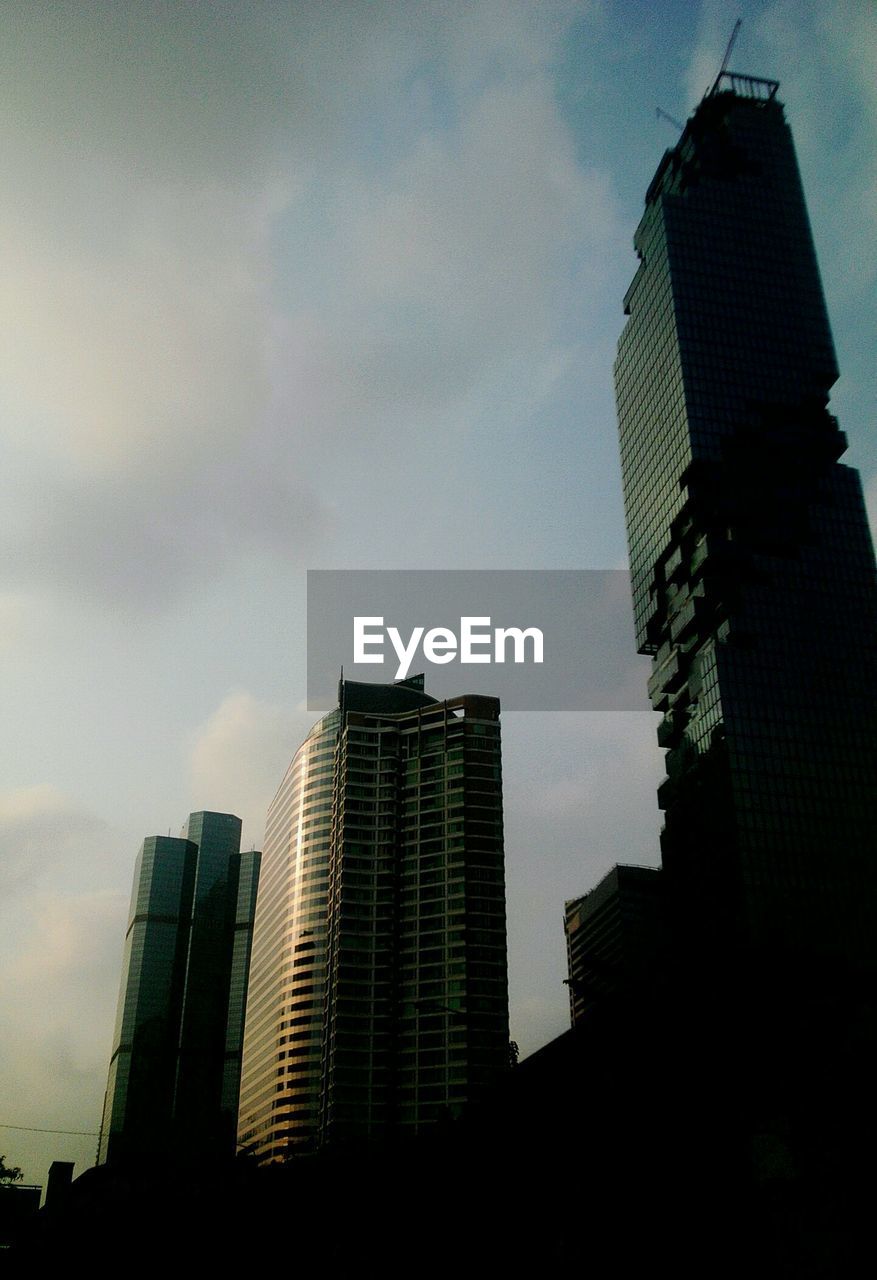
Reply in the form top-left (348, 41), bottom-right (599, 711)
top-left (98, 811), bottom-right (260, 1165)
top-left (613, 71), bottom-right (877, 974)
top-left (564, 865), bottom-right (664, 1027)
top-left (237, 675), bottom-right (508, 1162)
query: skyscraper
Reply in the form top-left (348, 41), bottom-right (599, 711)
top-left (99, 811), bottom-right (260, 1165)
top-left (614, 72), bottom-right (877, 974)
top-left (564, 865), bottom-right (664, 1027)
top-left (238, 676), bottom-right (508, 1162)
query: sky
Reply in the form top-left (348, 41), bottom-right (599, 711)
top-left (1, 0), bottom-right (875, 1188)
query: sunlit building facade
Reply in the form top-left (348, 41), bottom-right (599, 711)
top-left (614, 73), bottom-right (877, 971)
top-left (237, 676), bottom-right (508, 1161)
top-left (236, 707), bottom-right (338, 1159)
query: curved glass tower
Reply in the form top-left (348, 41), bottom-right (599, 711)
top-left (237, 709), bottom-right (339, 1160)
top-left (238, 676), bottom-right (508, 1161)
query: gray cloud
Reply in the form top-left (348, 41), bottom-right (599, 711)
top-left (502, 711), bottom-right (665, 1054)
top-left (0, 786), bottom-right (127, 1184)
top-left (0, 785), bottom-right (112, 896)
top-left (2, 452), bottom-right (328, 607)
top-left (0, 887), bottom-right (126, 1188)
top-left (0, 1), bottom-right (610, 608)
top-left (1, 0), bottom-right (872, 1187)
top-left (187, 690), bottom-right (316, 849)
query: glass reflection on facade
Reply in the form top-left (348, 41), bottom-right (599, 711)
top-left (99, 835), bottom-right (195, 1164)
top-left (237, 676), bottom-right (509, 1161)
top-left (222, 848), bottom-right (261, 1123)
top-left (237, 708), bottom-right (339, 1160)
top-left (614, 74), bottom-right (877, 969)
top-left (99, 812), bottom-right (260, 1164)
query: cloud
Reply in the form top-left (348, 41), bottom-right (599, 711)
top-left (504, 711), bottom-right (663, 873)
top-left (2, 453), bottom-right (327, 608)
top-left (750, 0), bottom-right (877, 303)
top-left (1, 185), bottom-right (279, 475)
top-left (0, 180), bottom-right (335, 607)
top-left (0, 1), bottom-right (616, 607)
top-left (809, 2), bottom-right (877, 296)
top-left (0, 5), bottom-right (332, 608)
top-left (678, 1), bottom-right (877, 497)
top-left (681, 0), bottom-right (877, 305)
top-left (502, 711), bottom-right (665, 1054)
top-left (3, 889), bottom-right (125, 1060)
top-left (0, 785), bottom-right (112, 897)
top-left (0, 594), bottom-right (30, 654)
top-left (0, 781), bottom-right (127, 1183)
top-left (188, 691), bottom-right (315, 849)
top-left (682, 0), bottom-right (733, 110)
top-left (264, 41), bottom-right (626, 538)
top-left (513, 995), bottom-right (573, 1060)
top-left (0, 888), bottom-right (127, 1185)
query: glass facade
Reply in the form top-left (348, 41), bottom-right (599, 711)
top-left (237, 677), bottom-right (509, 1161)
top-left (564, 865), bottom-right (664, 1027)
top-left (237, 709), bottom-right (339, 1160)
top-left (99, 835), bottom-right (195, 1163)
top-left (98, 812), bottom-right (260, 1164)
top-left (174, 811), bottom-right (248, 1154)
top-left (221, 848), bottom-right (261, 1126)
top-left (614, 77), bottom-right (877, 969)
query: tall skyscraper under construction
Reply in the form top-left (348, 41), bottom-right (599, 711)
top-left (237, 676), bottom-right (508, 1162)
top-left (614, 71), bottom-right (877, 975)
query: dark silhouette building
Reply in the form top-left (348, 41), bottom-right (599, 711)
top-left (564, 864), bottom-right (664, 1026)
top-left (586, 72), bottom-right (877, 1270)
top-left (98, 811), bottom-right (260, 1165)
top-left (614, 71), bottom-right (877, 977)
top-left (238, 676), bottom-right (508, 1160)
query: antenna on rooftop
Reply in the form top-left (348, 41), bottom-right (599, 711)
top-left (710, 18), bottom-right (742, 95)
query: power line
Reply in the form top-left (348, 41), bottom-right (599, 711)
top-left (0, 1122), bottom-right (98, 1137)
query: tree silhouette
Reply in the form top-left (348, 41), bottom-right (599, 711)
top-left (0, 1155), bottom-right (23, 1186)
